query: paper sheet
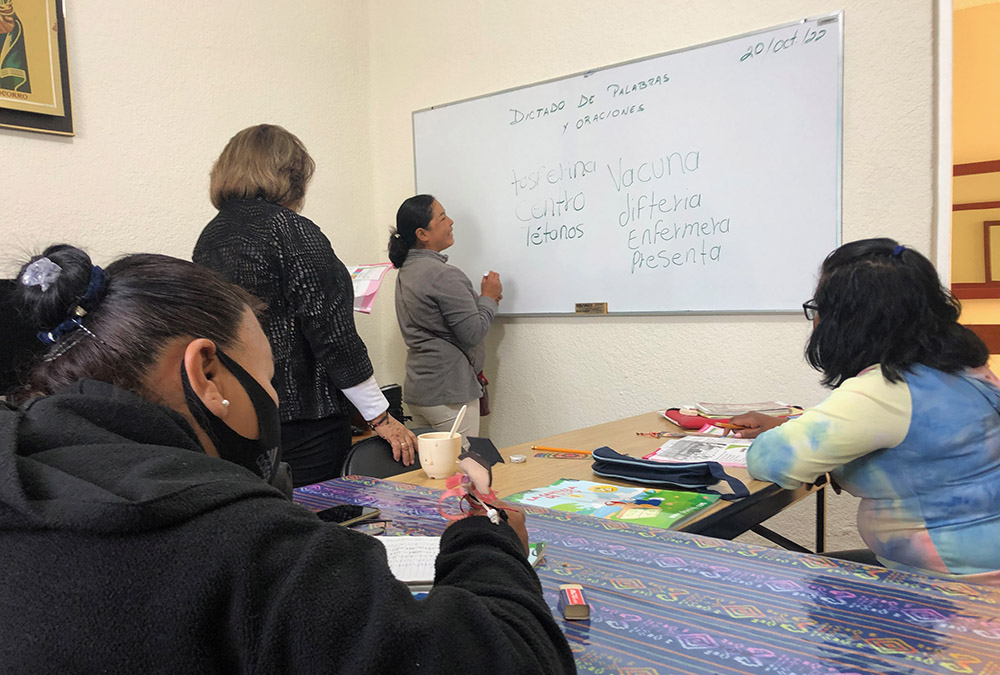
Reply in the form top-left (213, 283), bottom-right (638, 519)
top-left (349, 263), bottom-right (394, 314)
top-left (643, 436), bottom-right (752, 467)
top-left (378, 535), bottom-right (440, 584)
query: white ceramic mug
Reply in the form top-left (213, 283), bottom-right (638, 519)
top-left (418, 432), bottom-right (461, 479)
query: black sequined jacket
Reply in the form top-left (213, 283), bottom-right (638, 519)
top-left (194, 198), bottom-right (374, 423)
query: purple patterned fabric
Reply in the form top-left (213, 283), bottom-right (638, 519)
top-left (297, 477), bottom-right (1000, 674)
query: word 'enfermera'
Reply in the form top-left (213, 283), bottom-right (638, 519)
top-left (627, 216), bottom-right (730, 249)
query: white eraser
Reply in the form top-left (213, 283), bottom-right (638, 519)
top-left (510, 454), bottom-right (527, 463)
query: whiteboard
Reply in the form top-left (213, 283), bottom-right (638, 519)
top-left (413, 14), bottom-right (842, 315)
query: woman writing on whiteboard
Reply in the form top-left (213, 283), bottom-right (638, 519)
top-left (194, 124), bottom-right (416, 486)
top-left (389, 195), bottom-right (502, 446)
top-left (733, 238), bottom-right (1000, 584)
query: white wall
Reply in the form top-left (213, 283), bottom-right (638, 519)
top-left (4, 1), bottom-right (940, 552)
top-left (1, 0), bottom-right (393, 366)
top-left (368, 0), bottom-right (938, 551)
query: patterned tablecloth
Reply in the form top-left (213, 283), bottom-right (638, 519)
top-left (295, 477), bottom-right (1000, 675)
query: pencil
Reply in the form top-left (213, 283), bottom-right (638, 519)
top-left (530, 446), bottom-right (591, 455)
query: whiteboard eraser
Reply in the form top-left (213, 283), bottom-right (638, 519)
top-left (575, 302), bottom-right (608, 315)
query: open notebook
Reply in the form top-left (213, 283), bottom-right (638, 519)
top-left (378, 536), bottom-right (440, 592)
top-left (377, 535), bottom-right (546, 594)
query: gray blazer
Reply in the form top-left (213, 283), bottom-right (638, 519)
top-left (394, 249), bottom-right (497, 406)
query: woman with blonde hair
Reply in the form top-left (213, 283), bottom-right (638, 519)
top-left (195, 124), bottom-right (416, 486)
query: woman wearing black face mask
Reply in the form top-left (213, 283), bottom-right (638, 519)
top-left (0, 244), bottom-right (573, 674)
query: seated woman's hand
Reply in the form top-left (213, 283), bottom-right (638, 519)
top-left (374, 415), bottom-right (418, 465)
top-left (458, 499), bottom-right (529, 555)
top-left (731, 412), bottom-right (788, 439)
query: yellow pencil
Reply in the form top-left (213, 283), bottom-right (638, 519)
top-left (530, 446), bottom-right (591, 455)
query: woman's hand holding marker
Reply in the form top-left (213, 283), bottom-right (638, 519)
top-left (482, 271), bottom-right (503, 302)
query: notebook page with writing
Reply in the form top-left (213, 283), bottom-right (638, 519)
top-left (378, 536), bottom-right (441, 586)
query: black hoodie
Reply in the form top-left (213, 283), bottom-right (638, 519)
top-left (0, 380), bottom-right (575, 674)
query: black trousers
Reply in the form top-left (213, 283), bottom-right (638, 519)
top-left (280, 415), bottom-right (353, 488)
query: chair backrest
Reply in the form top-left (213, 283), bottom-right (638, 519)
top-left (341, 436), bottom-right (412, 479)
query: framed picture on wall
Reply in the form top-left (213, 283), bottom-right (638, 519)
top-left (0, 0), bottom-right (72, 136)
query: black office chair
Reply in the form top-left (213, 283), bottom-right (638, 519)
top-left (341, 436), bottom-right (412, 479)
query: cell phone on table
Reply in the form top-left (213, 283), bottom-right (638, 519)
top-left (315, 503), bottom-right (381, 527)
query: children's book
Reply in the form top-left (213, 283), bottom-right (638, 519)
top-left (506, 479), bottom-right (719, 530)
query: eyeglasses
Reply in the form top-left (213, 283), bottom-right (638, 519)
top-left (802, 299), bottom-right (819, 321)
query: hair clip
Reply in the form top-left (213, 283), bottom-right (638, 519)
top-left (21, 257), bottom-right (63, 292)
top-left (892, 245), bottom-right (906, 257)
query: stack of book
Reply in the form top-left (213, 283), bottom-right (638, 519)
top-left (690, 401), bottom-right (797, 417)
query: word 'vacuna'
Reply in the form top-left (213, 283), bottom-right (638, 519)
top-left (510, 101), bottom-right (566, 125)
top-left (525, 222), bottom-right (584, 247)
top-left (631, 239), bottom-right (722, 274)
top-left (511, 160), bottom-right (597, 197)
top-left (618, 190), bottom-right (702, 227)
top-left (515, 189), bottom-right (585, 222)
top-left (606, 73), bottom-right (670, 97)
top-left (607, 152), bottom-right (700, 192)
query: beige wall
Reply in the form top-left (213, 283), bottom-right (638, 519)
top-left (4, 1), bottom-right (942, 551)
top-left (1, 1), bottom-right (392, 367)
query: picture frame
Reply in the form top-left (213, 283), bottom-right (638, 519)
top-left (0, 0), bottom-right (73, 136)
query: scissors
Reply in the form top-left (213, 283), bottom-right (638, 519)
top-left (438, 449), bottom-right (510, 524)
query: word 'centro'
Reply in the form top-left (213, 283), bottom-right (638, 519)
top-left (516, 189), bottom-right (585, 222)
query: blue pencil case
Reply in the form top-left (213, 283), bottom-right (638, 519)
top-left (591, 446), bottom-right (749, 500)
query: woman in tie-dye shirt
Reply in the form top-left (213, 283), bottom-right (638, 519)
top-left (736, 238), bottom-right (1000, 585)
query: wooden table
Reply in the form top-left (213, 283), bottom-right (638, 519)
top-left (393, 411), bottom-right (826, 552)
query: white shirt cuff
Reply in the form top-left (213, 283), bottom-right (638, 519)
top-left (342, 375), bottom-right (390, 421)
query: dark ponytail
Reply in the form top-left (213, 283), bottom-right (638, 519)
top-left (14, 244), bottom-right (261, 400)
top-left (388, 194), bottom-right (435, 268)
